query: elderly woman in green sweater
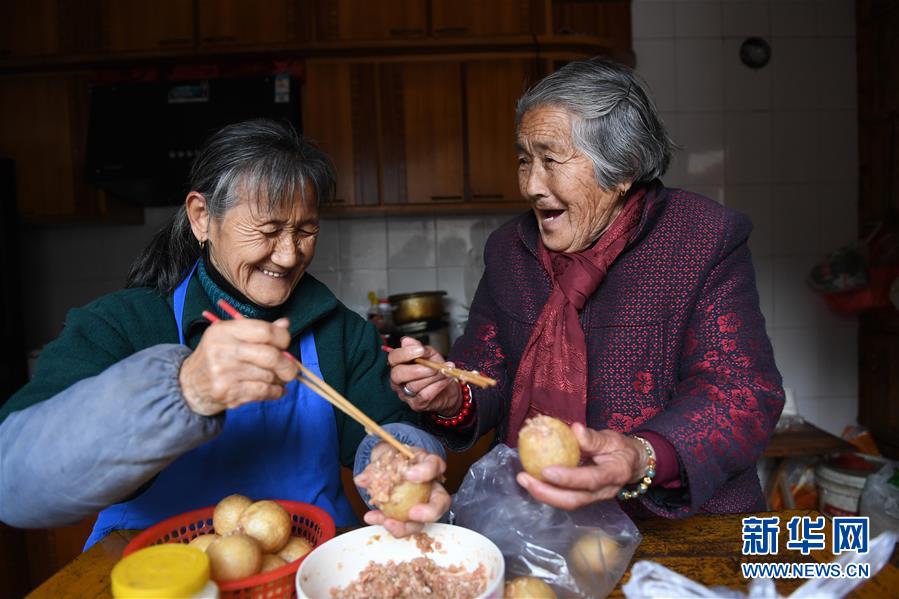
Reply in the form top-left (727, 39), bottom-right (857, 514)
top-left (0, 119), bottom-right (447, 546)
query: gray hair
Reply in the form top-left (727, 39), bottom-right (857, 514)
top-left (516, 57), bottom-right (675, 190)
top-left (127, 119), bottom-right (336, 293)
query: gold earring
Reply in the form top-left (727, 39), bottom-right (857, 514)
top-left (199, 238), bottom-right (206, 249)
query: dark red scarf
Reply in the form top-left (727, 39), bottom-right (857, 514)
top-left (506, 189), bottom-right (646, 446)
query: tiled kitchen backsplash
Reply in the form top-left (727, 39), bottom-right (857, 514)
top-left (18, 0), bottom-right (859, 438)
top-left (309, 214), bottom-right (514, 340)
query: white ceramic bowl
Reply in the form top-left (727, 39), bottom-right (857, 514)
top-left (296, 523), bottom-right (504, 599)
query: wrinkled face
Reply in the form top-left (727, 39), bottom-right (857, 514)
top-left (517, 106), bottom-right (627, 253)
top-left (207, 186), bottom-right (319, 307)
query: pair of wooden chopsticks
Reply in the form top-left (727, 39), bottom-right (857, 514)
top-left (203, 299), bottom-right (415, 460)
top-left (381, 345), bottom-right (496, 389)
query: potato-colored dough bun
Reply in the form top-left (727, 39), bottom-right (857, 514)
top-left (518, 416), bottom-right (580, 481)
top-left (238, 500), bottom-right (292, 553)
top-left (188, 533), bottom-right (219, 552)
top-left (213, 494), bottom-right (253, 536)
top-left (504, 576), bottom-right (557, 598)
top-left (362, 447), bottom-right (433, 522)
top-left (569, 533), bottom-right (621, 576)
top-left (260, 553), bottom-right (287, 573)
top-left (278, 536), bottom-right (314, 562)
top-left (379, 480), bottom-right (432, 522)
top-left (207, 533), bottom-right (263, 582)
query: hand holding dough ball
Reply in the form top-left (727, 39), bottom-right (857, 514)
top-left (188, 533), bottom-right (219, 552)
top-left (207, 533), bottom-right (263, 582)
top-left (504, 576), bottom-right (557, 598)
top-left (278, 536), bottom-right (314, 562)
top-left (238, 500), bottom-right (292, 553)
top-left (213, 494), bottom-right (252, 535)
top-left (260, 553), bottom-right (287, 573)
top-left (518, 416), bottom-right (580, 480)
top-left (359, 447), bottom-right (434, 522)
top-left (569, 533), bottom-right (621, 576)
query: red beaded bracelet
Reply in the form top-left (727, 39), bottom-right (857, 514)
top-left (431, 381), bottom-right (473, 427)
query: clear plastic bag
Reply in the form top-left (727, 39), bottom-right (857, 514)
top-left (859, 462), bottom-right (899, 536)
top-left (622, 531), bottom-right (898, 599)
top-left (449, 444), bottom-right (641, 598)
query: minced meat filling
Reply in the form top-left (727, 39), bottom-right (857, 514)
top-left (361, 448), bottom-right (418, 506)
top-left (331, 558), bottom-right (489, 599)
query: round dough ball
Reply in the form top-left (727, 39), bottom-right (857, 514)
top-left (278, 536), bottom-right (314, 563)
top-left (504, 576), bottom-right (557, 598)
top-left (518, 416), bottom-right (580, 481)
top-left (207, 533), bottom-right (263, 582)
top-left (213, 494), bottom-right (253, 536)
top-left (378, 480), bottom-right (432, 522)
top-left (188, 533), bottom-right (219, 552)
top-left (238, 500), bottom-right (292, 553)
top-left (569, 534), bottom-right (621, 576)
top-left (260, 553), bottom-right (287, 573)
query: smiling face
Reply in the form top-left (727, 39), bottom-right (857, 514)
top-left (192, 183), bottom-right (320, 307)
top-left (517, 106), bottom-right (629, 253)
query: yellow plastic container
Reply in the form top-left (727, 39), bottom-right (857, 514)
top-left (111, 544), bottom-right (218, 598)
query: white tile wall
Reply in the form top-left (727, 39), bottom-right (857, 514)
top-left (18, 0), bottom-right (860, 438)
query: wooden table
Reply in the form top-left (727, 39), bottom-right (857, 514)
top-left (763, 422), bottom-right (856, 458)
top-left (28, 510), bottom-right (897, 598)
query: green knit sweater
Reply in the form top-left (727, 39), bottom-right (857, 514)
top-left (0, 273), bottom-right (412, 467)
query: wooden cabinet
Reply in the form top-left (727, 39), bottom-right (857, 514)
top-left (306, 58), bottom-right (538, 210)
top-left (198, 0), bottom-right (297, 47)
top-left (0, 75), bottom-right (138, 223)
top-left (0, 0), bottom-right (58, 58)
top-left (310, 0), bottom-right (428, 41)
top-left (466, 60), bottom-right (536, 202)
top-left (552, 0), bottom-right (632, 49)
top-left (101, 0), bottom-right (194, 53)
top-left (859, 329), bottom-right (899, 457)
top-left (431, 0), bottom-right (534, 37)
top-left (303, 62), bottom-right (380, 206)
top-left (394, 62), bottom-right (464, 204)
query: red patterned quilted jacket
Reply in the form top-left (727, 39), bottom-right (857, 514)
top-left (433, 181), bottom-right (785, 518)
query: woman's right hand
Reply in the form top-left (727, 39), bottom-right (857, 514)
top-left (178, 317), bottom-right (298, 416)
top-left (387, 337), bottom-right (462, 416)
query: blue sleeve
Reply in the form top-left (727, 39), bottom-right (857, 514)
top-left (0, 345), bottom-right (223, 528)
top-left (352, 422), bottom-right (446, 508)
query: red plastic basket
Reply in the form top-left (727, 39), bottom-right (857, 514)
top-left (123, 500), bottom-right (335, 599)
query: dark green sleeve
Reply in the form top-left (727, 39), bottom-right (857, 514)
top-left (321, 310), bottom-right (415, 467)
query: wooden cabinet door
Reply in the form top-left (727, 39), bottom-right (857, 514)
top-left (859, 332), bottom-right (899, 457)
top-left (431, 0), bottom-right (533, 37)
top-left (0, 0), bottom-right (58, 58)
top-left (380, 61), bottom-right (464, 204)
top-left (101, 0), bottom-right (194, 53)
top-left (313, 0), bottom-right (427, 41)
top-left (303, 62), bottom-right (380, 206)
top-left (0, 75), bottom-right (124, 222)
top-left (552, 0), bottom-right (631, 49)
top-left (465, 60), bottom-right (534, 203)
top-left (0, 77), bottom-right (79, 219)
top-left (198, 0), bottom-right (295, 47)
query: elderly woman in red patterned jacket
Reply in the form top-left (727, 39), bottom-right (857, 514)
top-left (383, 57), bottom-right (784, 523)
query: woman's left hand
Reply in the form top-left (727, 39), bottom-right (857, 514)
top-left (516, 423), bottom-right (650, 510)
top-left (355, 444), bottom-right (451, 538)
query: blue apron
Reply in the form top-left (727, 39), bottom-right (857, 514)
top-left (85, 265), bottom-right (356, 549)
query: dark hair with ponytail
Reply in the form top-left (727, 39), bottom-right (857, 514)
top-left (126, 119), bottom-right (336, 293)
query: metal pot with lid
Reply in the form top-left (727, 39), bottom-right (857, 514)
top-left (388, 291), bottom-right (446, 325)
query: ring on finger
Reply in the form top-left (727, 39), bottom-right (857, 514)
top-left (402, 384), bottom-right (417, 398)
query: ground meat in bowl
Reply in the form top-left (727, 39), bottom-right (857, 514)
top-left (330, 557), bottom-right (489, 599)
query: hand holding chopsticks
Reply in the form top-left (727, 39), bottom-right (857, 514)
top-left (203, 300), bottom-right (415, 460)
top-left (381, 345), bottom-right (496, 389)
